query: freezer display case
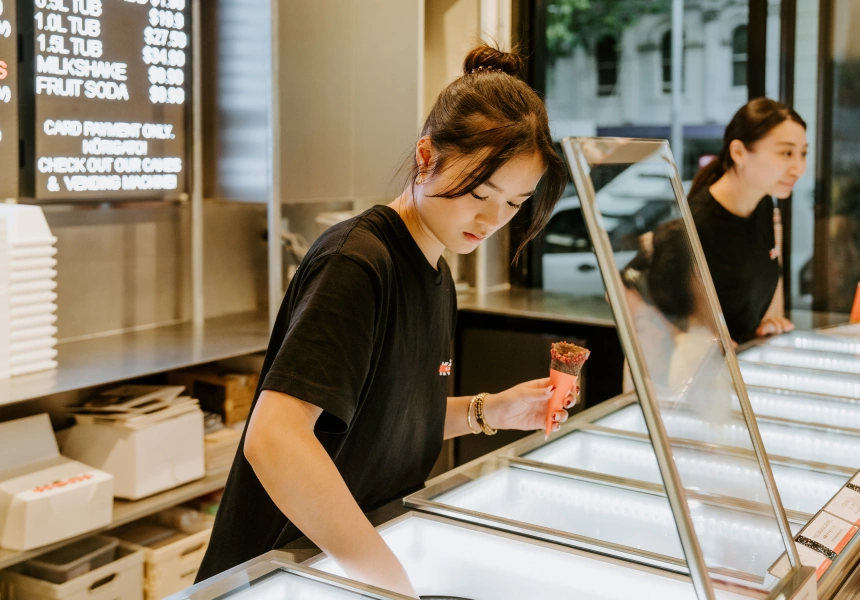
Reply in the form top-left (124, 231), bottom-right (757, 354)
top-left (309, 512), bottom-right (752, 600)
top-left (739, 362), bottom-right (860, 399)
top-left (740, 345), bottom-right (860, 376)
top-left (594, 402), bottom-right (860, 469)
top-left (520, 423), bottom-right (847, 515)
top-left (762, 331), bottom-right (860, 356)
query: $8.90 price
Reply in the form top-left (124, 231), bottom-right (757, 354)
top-left (149, 84), bottom-right (184, 104)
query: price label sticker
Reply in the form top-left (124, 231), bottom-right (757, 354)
top-left (799, 512), bottom-right (858, 556)
top-left (768, 543), bottom-right (831, 582)
top-left (826, 487), bottom-right (860, 526)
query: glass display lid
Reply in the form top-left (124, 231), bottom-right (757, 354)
top-left (556, 137), bottom-right (802, 598)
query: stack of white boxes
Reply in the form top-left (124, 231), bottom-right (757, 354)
top-left (0, 205), bottom-right (59, 378)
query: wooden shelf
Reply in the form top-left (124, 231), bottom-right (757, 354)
top-left (0, 311), bottom-right (270, 407)
top-left (0, 468), bottom-right (230, 571)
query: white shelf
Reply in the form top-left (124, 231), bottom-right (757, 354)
top-left (0, 311), bottom-right (270, 407)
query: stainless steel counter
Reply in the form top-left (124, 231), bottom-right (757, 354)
top-left (456, 288), bottom-right (616, 327)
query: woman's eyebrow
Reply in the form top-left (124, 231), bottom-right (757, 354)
top-left (485, 179), bottom-right (535, 197)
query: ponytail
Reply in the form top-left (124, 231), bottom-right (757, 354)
top-left (688, 153), bottom-right (727, 199)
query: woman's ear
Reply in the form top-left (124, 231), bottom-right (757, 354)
top-left (415, 136), bottom-right (433, 177)
top-left (728, 139), bottom-right (748, 169)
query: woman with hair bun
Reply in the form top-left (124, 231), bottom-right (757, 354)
top-left (688, 98), bottom-right (808, 343)
top-left (195, 44), bottom-right (569, 597)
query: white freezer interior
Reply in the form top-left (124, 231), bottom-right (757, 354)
top-left (211, 568), bottom-right (378, 599)
top-left (764, 331), bottom-right (860, 355)
top-left (744, 388), bottom-right (860, 431)
top-left (596, 404), bottom-right (860, 469)
top-left (740, 362), bottom-right (860, 399)
top-left (740, 345), bottom-right (860, 375)
top-left (416, 466), bottom-right (795, 583)
top-left (311, 515), bottom-right (749, 600)
top-left (525, 429), bottom-right (845, 515)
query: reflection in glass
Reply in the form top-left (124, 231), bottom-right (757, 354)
top-left (563, 137), bottom-right (796, 594)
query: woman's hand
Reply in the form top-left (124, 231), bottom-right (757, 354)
top-left (756, 315), bottom-right (795, 337)
top-left (483, 377), bottom-right (576, 432)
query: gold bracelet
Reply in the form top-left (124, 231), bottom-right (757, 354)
top-left (474, 392), bottom-right (497, 436)
top-left (466, 394), bottom-right (482, 434)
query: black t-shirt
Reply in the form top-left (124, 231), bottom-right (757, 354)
top-left (196, 205), bottom-right (456, 581)
top-left (689, 188), bottom-right (779, 342)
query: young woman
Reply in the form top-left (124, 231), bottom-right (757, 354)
top-left (688, 98), bottom-right (808, 343)
top-left (195, 45), bottom-right (569, 597)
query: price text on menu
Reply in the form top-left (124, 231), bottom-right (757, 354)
top-left (33, 0), bottom-right (187, 199)
top-left (0, 0), bottom-right (18, 198)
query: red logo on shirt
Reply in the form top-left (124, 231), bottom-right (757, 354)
top-left (438, 360), bottom-right (452, 376)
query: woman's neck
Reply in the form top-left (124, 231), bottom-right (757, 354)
top-left (708, 170), bottom-right (766, 218)
top-left (388, 192), bottom-right (443, 270)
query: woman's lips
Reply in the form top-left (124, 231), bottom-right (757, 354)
top-left (464, 232), bottom-right (485, 242)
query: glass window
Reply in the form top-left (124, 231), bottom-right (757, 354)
top-left (732, 25), bottom-right (748, 88)
top-left (542, 1), bottom-right (751, 298)
top-left (661, 30), bottom-right (673, 93)
top-left (596, 36), bottom-right (619, 97)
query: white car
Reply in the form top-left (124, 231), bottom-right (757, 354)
top-left (542, 162), bottom-right (682, 296)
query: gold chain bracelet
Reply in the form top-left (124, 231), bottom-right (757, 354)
top-left (474, 392), bottom-right (497, 436)
top-left (466, 394), bottom-right (482, 434)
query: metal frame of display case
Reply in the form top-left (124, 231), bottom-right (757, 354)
top-left (164, 549), bottom-right (414, 600)
top-left (560, 137), bottom-right (802, 599)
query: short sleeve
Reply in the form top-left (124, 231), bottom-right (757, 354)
top-left (261, 253), bottom-right (379, 433)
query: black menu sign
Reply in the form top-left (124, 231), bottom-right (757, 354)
top-left (0, 0), bottom-right (17, 199)
top-left (31, 0), bottom-right (188, 200)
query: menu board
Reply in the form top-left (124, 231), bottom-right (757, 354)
top-left (0, 0), bottom-right (17, 198)
top-left (28, 0), bottom-right (189, 200)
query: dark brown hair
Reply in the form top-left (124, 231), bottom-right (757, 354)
top-left (405, 43), bottom-right (567, 261)
top-left (689, 98), bottom-right (807, 199)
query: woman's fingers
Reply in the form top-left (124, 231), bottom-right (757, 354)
top-left (552, 410), bottom-right (568, 423)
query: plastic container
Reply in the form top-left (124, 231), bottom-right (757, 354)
top-left (20, 537), bottom-right (119, 584)
top-left (111, 523), bottom-right (177, 548)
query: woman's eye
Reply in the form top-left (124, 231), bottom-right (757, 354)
top-left (507, 201), bottom-right (522, 210)
top-left (471, 192), bottom-right (488, 201)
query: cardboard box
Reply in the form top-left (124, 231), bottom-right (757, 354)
top-left (114, 517), bottom-right (213, 600)
top-left (168, 367), bottom-right (258, 425)
top-left (0, 542), bottom-right (144, 600)
top-left (61, 410), bottom-right (205, 501)
top-left (203, 427), bottom-right (242, 473)
top-left (0, 415), bottom-right (113, 551)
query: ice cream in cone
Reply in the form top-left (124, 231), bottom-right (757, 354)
top-left (546, 342), bottom-right (590, 438)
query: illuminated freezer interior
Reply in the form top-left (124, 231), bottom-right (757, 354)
top-left (740, 345), bottom-right (860, 375)
top-left (309, 513), bottom-right (749, 600)
top-left (595, 403), bottom-right (860, 468)
top-left (740, 362), bottom-right (860, 399)
top-left (523, 428), bottom-right (846, 515)
top-left (762, 331), bottom-right (860, 355)
top-left (413, 463), bottom-right (797, 583)
top-left (744, 387), bottom-right (860, 430)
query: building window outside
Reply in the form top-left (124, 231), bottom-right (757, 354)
top-left (661, 30), bottom-right (684, 93)
top-left (732, 25), bottom-right (748, 88)
top-left (596, 36), bottom-right (619, 96)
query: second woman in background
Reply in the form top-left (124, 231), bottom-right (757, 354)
top-left (688, 98), bottom-right (808, 343)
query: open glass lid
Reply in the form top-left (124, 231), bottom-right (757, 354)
top-left (559, 138), bottom-right (803, 599)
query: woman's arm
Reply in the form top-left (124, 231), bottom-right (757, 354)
top-left (444, 378), bottom-right (573, 439)
top-left (244, 390), bottom-right (417, 598)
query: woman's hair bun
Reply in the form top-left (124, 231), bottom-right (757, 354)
top-left (463, 43), bottom-right (523, 76)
